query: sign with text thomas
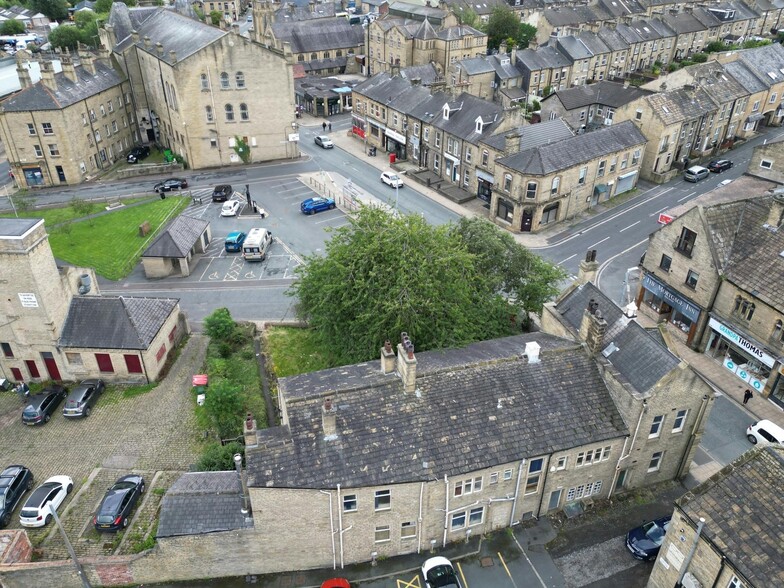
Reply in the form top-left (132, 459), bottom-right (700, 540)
top-left (658, 213), bottom-right (675, 225)
top-left (709, 318), bottom-right (775, 367)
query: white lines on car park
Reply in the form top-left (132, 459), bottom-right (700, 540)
top-left (553, 535), bottom-right (639, 588)
top-left (619, 220), bottom-right (640, 232)
top-left (223, 256), bottom-right (244, 281)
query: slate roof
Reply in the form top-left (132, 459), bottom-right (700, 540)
top-left (442, 0), bottom-right (508, 16)
top-left (736, 42), bottom-right (784, 89)
top-left (676, 446), bottom-right (784, 587)
top-left (271, 18), bottom-right (365, 52)
top-left (661, 10), bottom-right (715, 34)
top-left (0, 218), bottom-right (41, 237)
top-left (437, 24), bottom-right (484, 41)
top-left (556, 36), bottom-right (593, 61)
top-left (427, 91), bottom-right (504, 141)
top-left (677, 61), bottom-right (748, 104)
top-left (497, 120), bottom-right (646, 176)
top-left (388, 1), bottom-right (447, 21)
top-left (157, 471), bottom-right (253, 538)
top-left (353, 72), bottom-right (434, 117)
top-left (273, 2), bottom-right (337, 21)
top-left (576, 30), bottom-right (612, 56)
top-left (555, 282), bottom-right (681, 395)
top-left (646, 86), bottom-right (717, 125)
top-left (246, 333), bottom-right (629, 489)
top-left (723, 60), bottom-right (768, 95)
top-left (59, 296), bottom-right (179, 350)
top-left (516, 45), bottom-right (572, 72)
top-left (458, 55), bottom-right (496, 76)
top-left (400, 63), bottom-right (442, 86)
top-left (481, 119), bottom-right (574, 152)
top-left (550, 80), bottom-right (654, 110)
top-left (142, 215), bottom-right (209, 259)
top-left (597, 26), bottom-right (631, 52)
top-left (544, 5), bottom-right (607, 27)
top-left (0, 60), bottom-right (125, 112)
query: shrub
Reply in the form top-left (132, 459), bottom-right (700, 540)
top-left (197, 441), bottom-right (245, 471)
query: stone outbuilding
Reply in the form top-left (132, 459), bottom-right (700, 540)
top-left (141, 214), bottom-right (211, 278)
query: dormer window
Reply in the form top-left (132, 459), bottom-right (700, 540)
top-left (443, 105), bottom-right (450, 120)
top-left (475, 118), bottom-right (484, 133)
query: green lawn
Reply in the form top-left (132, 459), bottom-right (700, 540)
top-left (46, 196), bottom-right (189, 280)
top-left (264, 326), bottom-right (334, 377)
top-left (1, 197), bottom-right (153, 226)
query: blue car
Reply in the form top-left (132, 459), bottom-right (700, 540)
top-left (625, 516), bottom-right (671, 560)
top-left (224, 231), bottom-right (246, 252)
top-left (300, 196), bottom-right (336, 215)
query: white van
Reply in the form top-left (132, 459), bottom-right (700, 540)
top-left (746, 419), bottom-right (784, 446)
top-left (241, 227), bottom-right (273, 261)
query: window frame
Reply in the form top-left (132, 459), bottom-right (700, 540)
top-left (374, 524), bottom-right (391, 543)
top-left (672, 409), bottom-right (688, 433)
top-left (649, 415), bottom-right (664, 438)
top-left (374, 489), bottom-right (391, 511)
top-left (648, 451), bottom-right (663, 472)
top-left (342, 494), bottom-right (357, 513)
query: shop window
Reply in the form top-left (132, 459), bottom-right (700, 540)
top-left (685, 270), bottom-right (699, 289)
top-left (541, 203), bottom-right (559, 225)
top-left (733, 296), bottom-right (755, 321)
top-left (659, 254), bottom-right (671, 272)
top-left (497, 198), bottom-right (514, 222)
top-left (675, 227), bottom-right (697, 256)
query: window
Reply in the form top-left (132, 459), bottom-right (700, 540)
top-left (632, 149), bottom-right (641, 165)
top-left (210, 138), bottom-right (218, 149)
top-left (675, 227), bottom-right (697, 256)
top-left (48, 144), bottom-right (60, 156)
top-left (468, 506), bottom-right (484, 526)
top-left (424, 128), bottom-right (430, 142)
top-left (34, 145), bottom-right (43, 157)
top-left (771, 92), bottom-right (778, 104)
top-left (733, 296), bottom-right (755, 321)
top-left (100, 105), bottom-right (106, 116)
top-left (435, 132), bottom-right (441, 148)
top-left (525, 458), bottom-right (543, 494)
top-left (556, 456), bottom-right (567, 470)
top-left (374, 489), bottom-right (390, 510)
top-left (156, 344), bottom-right (166, 362)
top-left (579, 110), bottom-right (586, 121)
top-left (659, 254), bottom-right (672, 272)
top-left (206, 106), bottom-right (213, 123)
top-left (465, 147), bottom-right (472, 162)
top-left (225, 104), bottom-right (234, 122)
top-left (374, 525), bottom-right (390, 542)
top-left (90, 109), bottom-right (96, 121)
top-left (760, 159), bottom-right (773, 170)
top-left (504, 174), bottom-right (512, 192)
top-left (620, 154), bottom-right (629, 169)
top-left (107, 101), bottom-right (113, 113)
top-left (481, 150), bottom-right (489, 166)
top-left (773, 320), bottom-right (784, 344)
top-left (399, 521), bottom-right (417, 539)
top-left (111, 121), bottom-right (118, 133)
top-left (220, 72), bottom-right (229, 89)
top-left (578, 167), bottom-right (587, 185)
top-left (1, 342), bottom-right (12, 358)
top-left (450, 511), bottom-right (466, 530)
top-left (489, 472), bottom-right (499, 484)
top-left (609, 157), bottom-right (617, 172)
top-left (526, 182), bottom-right (537, 199)
top-left (635, 109), bottom-right (642, 121)
top-left (27, 123), bottom-right (36, 135)
top-left (672, 409), bottom-right (688, 433)
top-left (82, 113), bottom-right (88, 126)
top-left (752, 100), bottom-right (760, 112)
top-left (597, 160), bottom-right (606, 177)
top-left (95, 353), bottom-right (114, 373)
top-left (685, 269), bottom-right (699, 289)
top-left (201, 73), bottom-right (209, 90)
top-left (551, 176), bottom-right (560, 194)
top-left (503, 468), bottom-right (513, 480)
top-left (649, 415), bottom-right (664, 438)
top-left (235, 71), bottom-right (245, 88)
top-left (728, 576), bottom-right (746, 588)
top-left (648, 451), bottom-right (663, 472)
top-left (240, 103), bottom-right (249, 121)
top-left (343, 494), bottom-right (357, 512)
top-left (602, 446), bottom-right (611, 460)
top-left (95, 130), bottom-right (101, 142)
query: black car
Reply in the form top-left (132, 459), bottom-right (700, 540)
top-left (626, 516), bottom-right (671, 560)
top-left (0, 465), bottom-right (34, 527)
top-left (211, 184), bottom-right (233, 202)
top-left (153, 178), bottom-right (188, 192)
top-left (22, 385), bottom-right (69, 426)
top-left (707, 159), bottom-right (733, 173)
top-left (94, 474), bottom-right (145, 532)
top-left (126, 145), bottom-right (151, 164)
top-left (63, 379), bottom-right (105, 419)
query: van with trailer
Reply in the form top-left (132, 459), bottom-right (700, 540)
top-left (241, 227), bottom-right (272, 261)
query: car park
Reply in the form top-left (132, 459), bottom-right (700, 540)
top-left (212, 184), bottom-right (233, 202)
top-left (380, 171), bottom-right (404, 188)
top-left (422, 556), bottom-right (462, 588)
top-left (19, 475), bottom-right (73, 527)
top-left (94, 474), bottom-right (145, 532)
top-left (22, 385), bottom-right (69, 425)
top-left (746, 419), bottom-right (784, 445)
top-left (625, 516), bottom-right (671, 560)
top-left (221, 200), bottom-right (242, 217)
top-left (126, 145), bottom-right (150, 163)
top-left (153, 178), bottom-right (188, 192)
top-left (314, 135), bottom-right (334, 149)
top-left (300, 196), bottom-right (336, 215)
top-left (683, 166), bottom-right (710, 182)
top-left (224, 231), bottom-right (247, 252)
top-left (0, 465), bottom-right (34, 527)
top-left (62, 379), bottom-right (105, 419)
top-left (707, 159), bottom-right (733, 173)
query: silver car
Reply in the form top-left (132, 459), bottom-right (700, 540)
top-left (63, 379), bottom-right (105, 418)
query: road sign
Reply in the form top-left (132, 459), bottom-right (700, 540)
top-left (658, 213), bottom-right (674, 225)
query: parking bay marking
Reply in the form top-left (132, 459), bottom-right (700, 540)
top-left (497, 552), bottom-right (518, 588)
top-left (396, 574), bottom-right (421, 587)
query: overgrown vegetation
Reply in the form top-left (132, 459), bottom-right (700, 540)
top-left (264, 326), bottom-right (332, 377)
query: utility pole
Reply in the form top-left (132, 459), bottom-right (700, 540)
top-left (49, 504), bottom-right (91, 588)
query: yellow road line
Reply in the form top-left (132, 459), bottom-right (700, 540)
top-left (498, 551), bottom-right (519, 588)
top-left (457, 560), bottom-right (469, 588)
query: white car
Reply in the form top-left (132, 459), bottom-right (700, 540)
top-left (380, 171), bottom-right (404, 188)
top-left (422, 556), bottom-right (462, 588)
top-left (19, 475), bottom-right (73, 527)
top-left (221, 199), bottom-right (242, 217)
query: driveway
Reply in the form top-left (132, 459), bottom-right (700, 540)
top-left (0, 335), bottom-right (207, 558)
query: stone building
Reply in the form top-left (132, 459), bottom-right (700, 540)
top-left (194, 0), bottom-right (242, 23)
top-left (141, 214), bottom-right (211, 278)
top-left (0, 51), bottom-right (135, 188)
top-left (0, 218), bottom-right (186, 384)
top-left (102, 3), bottom-right (297, 169)
top-left (646, 445), bottom-right (784, 588)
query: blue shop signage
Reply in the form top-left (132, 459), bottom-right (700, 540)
top-left (642, 274), bottom-right (701, 322)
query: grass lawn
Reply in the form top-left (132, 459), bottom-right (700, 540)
top-left (1, 197), bottom-right (153, 226)
top-left (46, 196), bottom-right (189, 280)
top-left (264, 326), bottom-right (334, 377)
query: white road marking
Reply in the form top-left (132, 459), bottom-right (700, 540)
top-left (678, 191), bottom-right (697, 202)
top-left (558, 254), bottom-right (577, 265)
top-left (595, 238), bottom-right (648, 290)
top-left (619, 221), bottom-right (640, 232)
top-left (587, 236), bottom-right (610, 249)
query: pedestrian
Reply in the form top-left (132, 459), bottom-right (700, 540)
top-left (743, 389), bottom-right (753, 405)
top-left (322, 121), bottom-right (327, 132)
top-left (328, 122), bottom-right (332, 132)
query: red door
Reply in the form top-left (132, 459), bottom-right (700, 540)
top-left (24, 360), bottom-right (40, 378)
top-left (10, 367), bottom-right (23, 381)
top-left (124, 354), bottom-right (143, 374)
top-left (41, 352), bottom-right (61, 381)
top-left (95, 353), bottom-right (114, 373)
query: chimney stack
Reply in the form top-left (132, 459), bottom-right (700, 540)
top-left (61, 52), bottom-right (78, 83)
top-left (504, 131), bottom-right (521, 155)
top-left (577, 249), bottom-right (599, 284)
top-left (396, 332), bottom-right (417, 393)
top-left (322, 396), bottom-right (337, 439)
top-left (144, 35), bottom-right (152, 49)
top-left (243, 412), bottom-right (257, 447)
top-left (131, 30), bottom-right (140, 44)
top-left (579, 299), bottom-right (607, 354)
top-left (79, 51), bottom-right (96, 75)
top-left (381, 339), bottom-right (396, 374)
top-left (169, 50), bottom-right (177, 63)
top-left (156, 42), bottom-right (164, 57)
top-left (15, 53), bottom-right (31, 89)
top-left (767, 192), bottom-right (784, 228)
top-left (38, 60), bottom-right (57, 91)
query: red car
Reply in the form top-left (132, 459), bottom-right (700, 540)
top-left (321, 580), bottom-right (350, 588)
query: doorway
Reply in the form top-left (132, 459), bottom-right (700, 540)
top-left (615, 469), bottom-right (629, 491)
top-left (40, 351), bottom-right (61, 381)
top-left (521, 208), bottom-right (533, 232)
top-left (547, 489), bottom-right (562, 511)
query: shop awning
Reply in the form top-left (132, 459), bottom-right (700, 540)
top-left (641, 273), bottom-right (701, 322)
top-left (747, 113), bottom-right (764, 123)
top-left (476, 169), bottom-right (494, 183)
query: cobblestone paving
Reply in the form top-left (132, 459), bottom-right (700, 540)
top-left (0, 335), bottom-right (208, 559)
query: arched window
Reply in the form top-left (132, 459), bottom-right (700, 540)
top-left (205, 105), bottom-right (213, 122)
top-left (311, 53), bottom-right (317, 60)
top-left (235, 72), bottom-right (245, 88)
top-left (551, 176), bottom-right (560, 194)
top-left (220, 72), bottom-right (229, 89)
top-left (297, 54), bottom-right (305, 62)
top-left (240, 103), bottom-right (249, 121)
top-left (171, 87), bottom-right (178, 111)
top-left (200, 73), bottom-right (209, 90)
top-left (323, 51), bottom-right (330, 59)
top-left (225, 104), bottom-right (234, 121)
top-left (773, 320), bottom-right (784, 343)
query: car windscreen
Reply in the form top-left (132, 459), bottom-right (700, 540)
top-left (20, 508), bottom-right (40, 518)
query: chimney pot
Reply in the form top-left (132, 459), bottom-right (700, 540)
top-left (322, 396), bottom-right (337, 438)
top-left (396, 333), bottom-right (417, 393)
top-left (169, 49), bottom-right (177, 63)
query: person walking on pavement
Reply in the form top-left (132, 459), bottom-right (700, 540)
top-left (743, 389), bottom-right (753, 405)
top-left (328, 122), bottom-right (332, 132)
top-left (322, 121), bottom-right (327, 132)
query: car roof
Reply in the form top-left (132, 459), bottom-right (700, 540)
top-left (687, 166), bottom-right (708, 172)
top-left (100, 486), bottom-right (133, 513)
top-left (227, 231), bottom-right (244, 238)
top-left (0, 466), bottom-right (24, 478)
top-left (27, 483), bottom-right (60, 505)
top-left (754, 419), bottom-right (784, 434)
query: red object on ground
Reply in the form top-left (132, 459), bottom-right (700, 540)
top-left (321, 580), bottom-right (351, 588)
top-left (192, 374), bottom-right (208, 386)
top-left (389, 153), bottom-right (396, 164)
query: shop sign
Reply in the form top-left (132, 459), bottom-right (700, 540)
top-left (709, 318), bottom-right (774, 367)
top-left (18, 293), bottom-right (38, 308)
top-left (642, 274), bottom-right (701, 321)
top-left (723, 357), bottom-right (764, 391)
top-left (384, 128), bottom-right (406, 143)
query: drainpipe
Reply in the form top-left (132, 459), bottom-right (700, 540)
top-left (442, 475), bottom-right (449, 547)
top-left (417, 481), bottom-right (424, 554)
top-left (535, 456), bottom-right (551, 518)
top-left (678, 517), bottom-right (706, 586)
top-left (319, 489), bottom-right (336, 570)
top-left (337, 483), bottom-right (344, 568)
top-left (610, 400), bottom-right (647, 498)
top-left (509, 458), bottom-right (526, 525)
top-left (710, 556), bottom-right (726, 588)
top-left (676, 394), bottom-right (711, 479)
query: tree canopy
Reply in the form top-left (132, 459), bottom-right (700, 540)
top-left (30, 0), bottom-right (69, 21)
top-left (0, 20), bottom-right (25, 35)
top-left (485, 6), bottom-right (537, 52)
top-left (48, 25), bottom-right (83, 50)
top-left (290, 207), bottom-right (565, 365)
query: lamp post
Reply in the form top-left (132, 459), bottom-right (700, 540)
top-left (395, 181), bottom-right (399, 212)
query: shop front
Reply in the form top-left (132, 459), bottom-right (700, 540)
top-left (476, 169), bottom-right (493, 202)
top-left (767, 368), bottom-right (784, 409)
top-left (704, 317), bottom-right (777, 395)
top-left (637, 273), bottom-right (702, 344)
top-left (23, 166), bottom-right (45, 187)
top-left (384, 128), bottom-right (406, 161)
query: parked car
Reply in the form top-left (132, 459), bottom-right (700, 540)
top-left (224, 231), bottom-right (247, 253)
top-left (380, 171), bottom-right (403, 188)
top-left (94, 474), bottom-right (145, 532)
top-left (62, 379), bottom-right (105, 419)
top-left (314, 135), bottom-right (334, 149)
top-left (707, 159), bottom-right (733, 173)
top-left (422, 556), bottom-right (462, 588)
top-left (321, 580), bottom-right (350, 588)
top-left (221, 200), bottom-right (242, 217)
top-left (625, 516), bottom-right (671, 560)
top-left (746, 419), bottom-right (784, 445)
top-left (19, 475), bottom-right (73, 527)
top-left (211, 184), bottom-right (233, 202)
top-left (0, 465), bottom-right (34, 527)
top-left (683, 166), bottom-right (710, 182)
top-left (22, 385), bottom-right (68, 426)
top-left (126, 145), bottom-right (151, 164)
top-left (153, 178), bottom-right (188, 192)
top-left (300, 196), bottom-right (336, 215)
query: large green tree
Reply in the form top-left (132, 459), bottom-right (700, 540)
top-left (30, 0), bottom-right (69, 22)
top-left (0, 20), bottom-right (25, 35)
top-left (48, 25), bottom-right (83, 50)
top-left (291, 206), bottom-right (563, 364)
top-left (485, 6), bottom-right (537, 52)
